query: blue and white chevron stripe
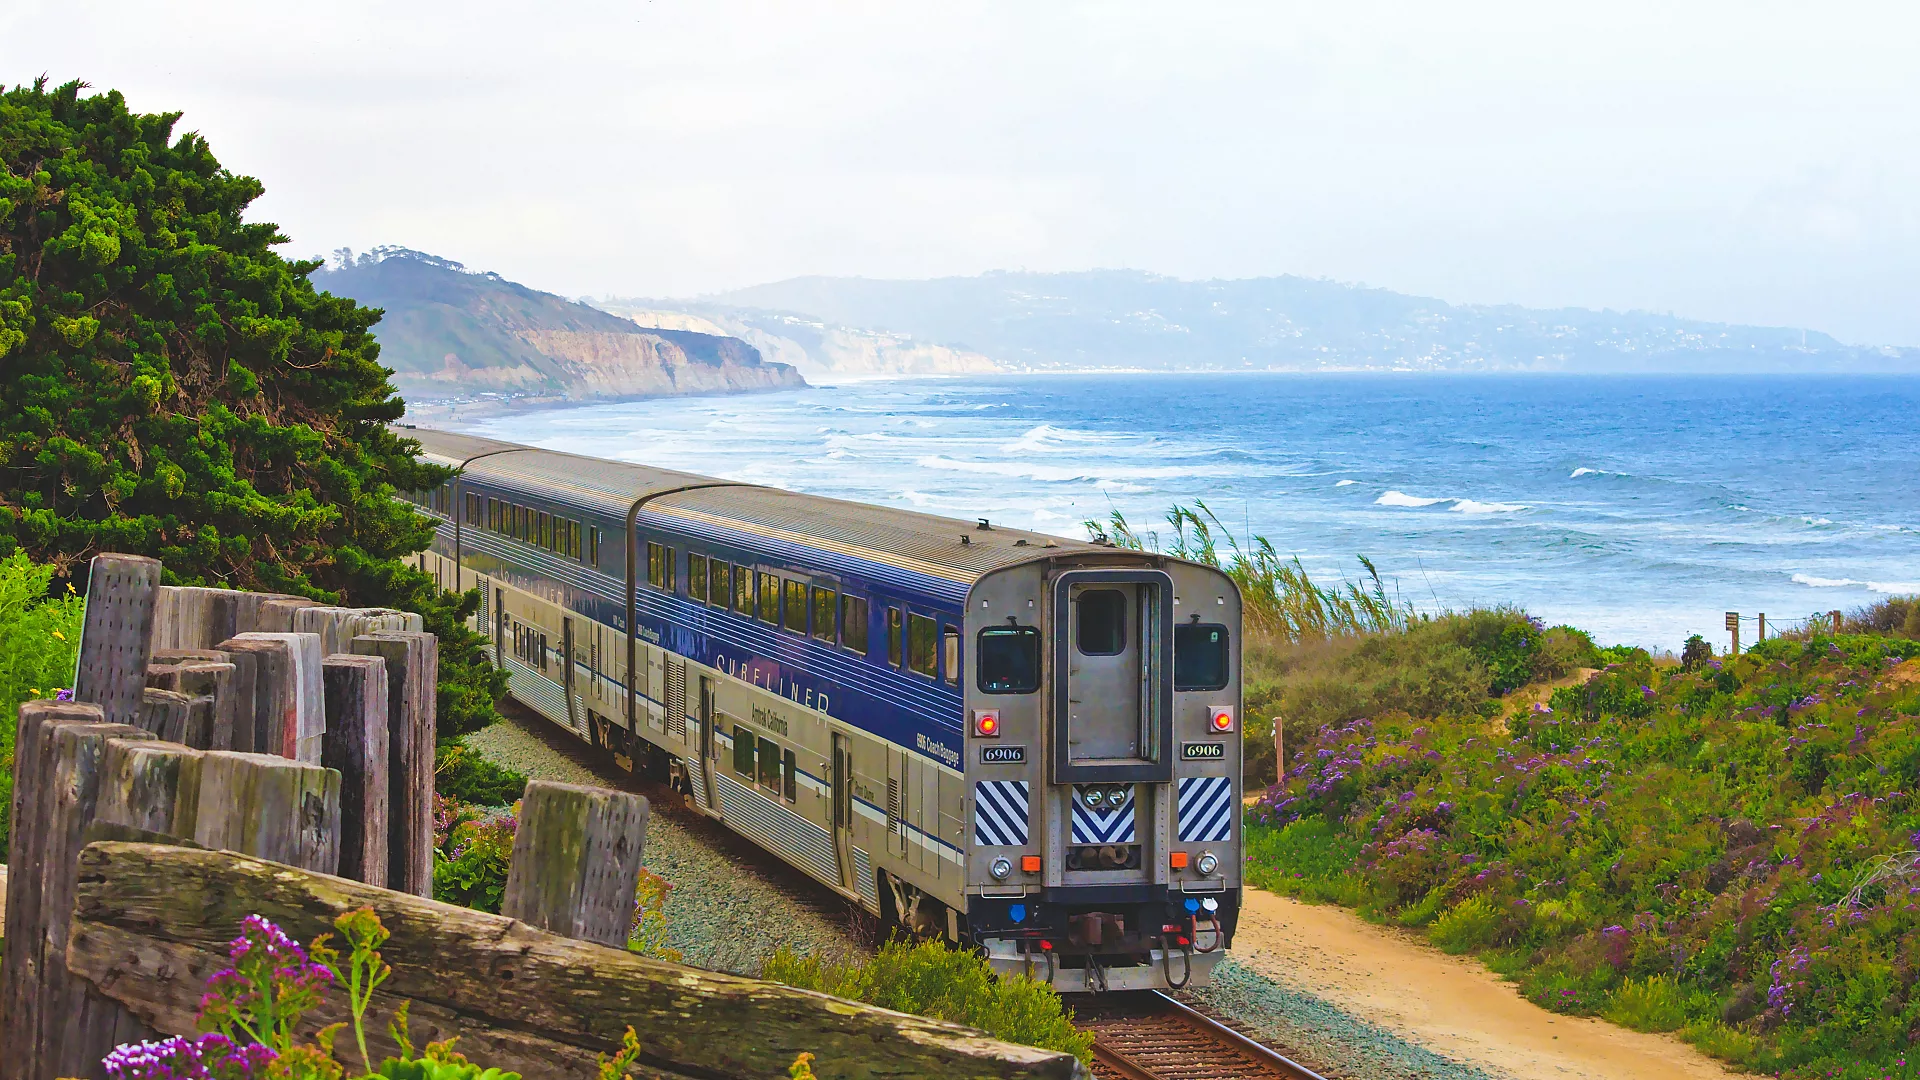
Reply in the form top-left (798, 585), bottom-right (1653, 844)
top-left (1071, 793), bottom-right (1138, 845)
top-left (1177, 776), bottom-right (1235, 844)
top-left (973, 781), bottom-right (1031, 847)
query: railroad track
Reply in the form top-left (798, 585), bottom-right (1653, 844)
top-left (1073, 991), bottom-right (1328, 1080)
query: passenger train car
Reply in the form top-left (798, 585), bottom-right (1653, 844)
top-left (402, 426), bottom-right (1242, 992)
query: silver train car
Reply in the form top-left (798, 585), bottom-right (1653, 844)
top-left (403, 426), bottom-right (1242, 992)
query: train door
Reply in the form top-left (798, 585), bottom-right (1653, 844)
top-left (561, 616), bottom-right (579, 732)
top-left (832, 733), bottom-right (856, 892)
top-left (886, 747), bottom-right (909, 859)
top-left (1067, 582), bottom-right (1145, 759)
top-left (695, 674), bottom-right (718, 812)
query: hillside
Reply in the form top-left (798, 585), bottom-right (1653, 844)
top-left (591, 298), bottom-right (1000, 379)
top-left (696, 270), bottom-right (1919, 374)
top-left (313, 249), bottom-right (804, 406)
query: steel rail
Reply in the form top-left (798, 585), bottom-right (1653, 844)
top-left (1078, 990), bottom-right (1330, 1080)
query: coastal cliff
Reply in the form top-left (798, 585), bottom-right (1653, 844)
top-left (314, 249), bottom-right (805, 407)
top-left (594, 299), bottom-right (1001, 379)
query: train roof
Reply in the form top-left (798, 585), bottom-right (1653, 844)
top-left (399, 424), bottom-right (1115, 585)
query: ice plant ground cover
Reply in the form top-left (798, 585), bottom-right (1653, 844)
top-left (1248, 632), bottom-right (1920, 1078)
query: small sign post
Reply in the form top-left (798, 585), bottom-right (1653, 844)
top-left (1726, 611), bottom-right (1740, 656)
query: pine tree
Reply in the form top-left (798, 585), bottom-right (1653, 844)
top-left (0, 77), bottom-right (504, 738)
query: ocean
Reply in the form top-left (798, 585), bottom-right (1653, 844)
top-left (449, 373), bottom-right (1920, 649)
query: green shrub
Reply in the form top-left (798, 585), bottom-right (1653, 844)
top-left (0, 551), bottom-right (84, 860)
top-left (433, 738), bottom-right (527, 806)
top-left (762, 938), bottom-right (1093, 1065)
top-left (1604, 975), bottom-right (1690, 1032)
top-left (1243, 818), bottom-right (1365, 905)
top-left (1429, 895), bottom-right (1503, 954)
top-left (432, 804), bottom-right (517, 913)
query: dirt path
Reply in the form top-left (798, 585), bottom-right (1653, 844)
top-left (1230, 888), bottom-right (1751, 1080)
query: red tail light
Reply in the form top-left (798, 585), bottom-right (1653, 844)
top-left (1209, 706), bottom-right (1235, 733)
top-left (973, 709), bottom-right (1001, 737)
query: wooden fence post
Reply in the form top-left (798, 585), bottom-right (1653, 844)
top-left (137, 687), bottom-right (194, 743)
top-left (147, 660), bottom-right (238, 750)
top-left (191, 752), bottom-right (341, 876)
top-left (1726, 611), bottom-right (1740, 656)
top-left (502, 781), bottom-right (649, 948)
top-left (72, 554), bottom-right (162, 728)
top-left (322, 654), bottom-right (390, 887)
top-left (255, 597), bottom-right (316, 633)
top-left (350, 632), bottom-right (438, 896)
top-left (218, 633), bottom-right (325, 763)
top-left (0, 703), bottom-right (155, 1080)
top-left (1833, 609), bottom-right (1844, 635)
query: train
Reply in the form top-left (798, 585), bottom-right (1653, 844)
top-left (402, 425), bottom-right (1242, 992)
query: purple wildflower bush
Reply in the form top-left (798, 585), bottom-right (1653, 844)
top-left (1247, 632), bottom-right (1920, 1078)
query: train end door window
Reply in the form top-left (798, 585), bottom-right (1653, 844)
top-left (733, 725), bottom-right (755, 776)
top-left (758, 572), bottom-right (779, 623)
top-left (1076, 589), bottom-right (1127, 655)
top-left (887, 607), bottom-right (903, 667)
top-left (688, 554), bottom-right (709, 603)
top-left (709, 559), bottom-right (730, 610)
top-left (841, 595), bottom-right (869, 654)
top-left (1175, 623), bottom-right (1231, 691)
top-left (978, 624), bottom-right (1041, 693)
top-left (811, 587), bottom-right (837, 643)
top-left (907, 613), bottom-right (938, 677)
top-left (783, 579), bottom-right (808, 634)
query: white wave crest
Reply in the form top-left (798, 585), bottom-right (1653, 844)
top-left (1001, 424), bottom-right (1131, 455)
top-left (1376, 490), bottom-right (1450, 508)
top-left (1452, 499), bottom-right (1529, 514)
top-left (1335, 479), bottom-right (1358, 487)
top-left (1571, 467), bottom-right (1602, 478)
top-left (1793, 573), bottom-right (1920, 594)
top-left (1377, 490), bottom-right (1526, 513)
top-left (915, 454), bottom-right (1232, 484)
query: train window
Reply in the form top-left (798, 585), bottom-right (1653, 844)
top-left (977, 625), bottom-right (1041, 693)
top-left (588, 526), bottom-right (600, 566)
top-left (1175, 623), bottom-right (1231, 691)
top-left (487, 498), bottom-right (499, 532)
top-left (1076, 589), bottom-right (1127, 656)
top-left (733, 725), bottom-right (755, 776)
top-left (908, 614), bottom-right (938, 677)
top-left (783, 747), bottom-right (797, 802)
top-left (887, 608), bottom-right (903, 667)
top-left (538, 632), bottom-right (548, 672)
top-left (841, 595), bottom-right (869, 654)
top-left (783, 580), bottom-right (808, 634)
top-left (942, 626), bottom-right (960, 686)
top-left (708, 559), bottom-right (730, 610)
top-left (688, 554), bottom-right (708, 603)
top-left (646, 543), bottom-right (668, 590)
top-left (735, 565), bottom-right (755, 615)
top-left (758, 572), bottom-right (779, 623)
top-left (811, 587), bottom-right (836, 643)
top-left (757, 734), bottom-right (782, 790)
top-left (515, 504), bottom-right (527, 541)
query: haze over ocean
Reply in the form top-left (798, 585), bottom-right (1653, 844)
top-left (453, 374), bottom-right (1920, 649)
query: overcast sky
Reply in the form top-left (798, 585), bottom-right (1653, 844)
top-left (7, 2), bottom-right (1919, 345)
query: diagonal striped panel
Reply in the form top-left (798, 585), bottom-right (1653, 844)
top-left (1070, 794), bottom-right (1138, 845)
top-left (973, 780), bottom-right (1031, 847)
top-left (1177, 776), bottom-right (1235, 844)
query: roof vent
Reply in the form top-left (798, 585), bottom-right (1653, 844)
top-left (1014, 539), bottom-right (1029, 547)
top-left (960, 535), bottom-right (972, 546)
top-left (977, 518), bottom-right (992, 531)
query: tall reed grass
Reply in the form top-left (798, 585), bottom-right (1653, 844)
top-left (1084, 502), bottom-right (1411, 647)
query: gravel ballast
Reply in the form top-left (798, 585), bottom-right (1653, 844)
top-left (463, 713), bottom-right (867, 974)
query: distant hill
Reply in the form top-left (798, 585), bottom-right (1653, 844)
top-left (695, 270), bottom-right (1919, 373)
top-left (589, 298), bottom-right (1000, 380)
top-left (313, 249), bottom-right (803, 407)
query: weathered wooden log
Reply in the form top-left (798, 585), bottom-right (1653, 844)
top-left (295, 606), bottom-right (414, 657)
top-left (254, 596), bottom-right (316, 633)
top-left (146, 661), bottom-right (237, 750)
top-left (138, 687), bottom-right (193, 742)
top-left (67, 843), bottom-right (1087, 1080)
top-left (96, 739), bottom-right (204, 841)
top-left (216, 633), bottom-right (325, 762)
top-left (191, 753), bottom-right (341, 875)
top-left (0, 709), bottom-right (157, 1080)
top-left (350, 631), bottom-right (438, 895)
top-left (502, 781), bottom-right (648, 948)
top-left (321, 654), bottom-right (389, 887)
top-left (72, 554), bottom-right (162, 728)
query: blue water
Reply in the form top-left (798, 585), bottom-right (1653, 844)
top-left (452, 374), bottom-right (1920, 649)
